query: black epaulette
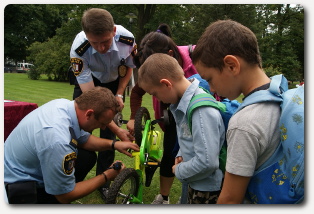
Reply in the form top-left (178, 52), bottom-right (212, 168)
top-left (75, 40), bottom-right (91, 56)
top-left (118, 35), bottom-right (134, 46)
top-left (69, 127), bottom-right (78, 148)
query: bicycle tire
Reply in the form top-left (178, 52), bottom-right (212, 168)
top-left (105, 168), bottom-right (140, 204)
top-left (134, 107), bottom-right (150, 146)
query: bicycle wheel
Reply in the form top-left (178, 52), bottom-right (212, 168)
top-left (105, 168), bottom-right (140, 204)
top-left (134, 107), bottom-right (150, 146)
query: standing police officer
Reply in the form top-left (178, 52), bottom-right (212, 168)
top-left (69, 8), bottom-right (136, 199)
top-left (4, 87), bottom-right (139, 204)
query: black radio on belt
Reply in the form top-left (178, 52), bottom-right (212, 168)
top-left (118, 58), bottom-right (127, 78)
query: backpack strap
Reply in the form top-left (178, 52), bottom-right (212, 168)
top-left (268, 74), bottom-right (288, 96)
top-left (234, 74), bottom-right (288, 114)
top-left (187, 93), bottom-right (226, 132)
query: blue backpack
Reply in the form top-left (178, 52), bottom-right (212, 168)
top-left (234, 74), bottom-right (304, 204)
top-left (187, 91), bottom-right (241, 173)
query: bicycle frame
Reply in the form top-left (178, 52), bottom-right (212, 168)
top-left (107, 108), bottom-right (166, 204)
top-left (126, 119), bottom-right (163, 204)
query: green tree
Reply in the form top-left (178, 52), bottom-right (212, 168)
top-left (4, 4), bottom-right (71, 63)
top-left (184, 4), bottom-right (259, 45)
top-left (23, 4), bottom-right (304, 82)
top-left (27, 6), bottom-right (83, 81)
top-left (257, 4), bottom-right (304, 81)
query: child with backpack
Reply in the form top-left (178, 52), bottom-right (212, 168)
top-left (192, 19), bottom-right (304, 204)
top-left (137, 53), bottom-right (225, 204)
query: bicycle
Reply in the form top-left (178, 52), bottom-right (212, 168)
top-left (105, 107), bottom-right (168, 204)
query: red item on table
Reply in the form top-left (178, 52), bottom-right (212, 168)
top-left (4, 100), bottom-right (38, 141)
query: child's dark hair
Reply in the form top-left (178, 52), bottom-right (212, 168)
top-left (192, 19), bottom-right (262, 71)
top-left (156, 23), bottom-right (172, 38)
top-left (133, 31), bottom-right (181, 68)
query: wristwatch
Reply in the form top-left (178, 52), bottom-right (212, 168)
top-left (115, 94), bottom-right (123, 99)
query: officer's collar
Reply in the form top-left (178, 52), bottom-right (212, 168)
top-left (90, 37), bottom-right (118, 55)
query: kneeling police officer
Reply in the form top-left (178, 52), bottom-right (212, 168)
top-left (4, 87), bottom-right (139, 204)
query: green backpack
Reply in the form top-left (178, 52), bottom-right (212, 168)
top-left (187, 91), bottom-right (241, 173)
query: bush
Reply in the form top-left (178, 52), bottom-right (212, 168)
top-left (263, 66), bottom-right (281, 77)
top-left (27, 65), bottom-right (41, 80)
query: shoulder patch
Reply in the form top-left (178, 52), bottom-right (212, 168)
top-left (70, 58), bottom-right (83, 77)
top-left (63, 152), bottom-right (77, 175)
top-left (118, 35), bottom-right (134, 46)
top-left (75, 40), bottom-right (91, 56)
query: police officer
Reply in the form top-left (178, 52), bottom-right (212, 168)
top-left (69, 8), bottom-right (136, 198)
top-left (4, 87), bottom-right (140, 204)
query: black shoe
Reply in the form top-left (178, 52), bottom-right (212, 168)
top-left (98, 187), bottom-right (109, 202)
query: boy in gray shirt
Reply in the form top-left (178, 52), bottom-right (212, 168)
top-left (192, 19), bottom-right (280, 204)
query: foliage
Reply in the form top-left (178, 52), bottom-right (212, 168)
top-left (263, 65), bottom-right (282, 77)
top-left (27, 65), bottom-right (41, 80)
top-left (257, 4), bottom-right (304, 81)
top-left (5, 4), bottom-right (304, 82)
top-left (4, 4), bottom-right (72, 63)
top-left (26, 11), bottom-right (82, 81)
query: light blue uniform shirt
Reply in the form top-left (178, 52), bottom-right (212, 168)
top-left (170, 79), bottom-right (225, 191)
top-left (4, 99), bottom-right (90, 195)
top-left (70, 25), bottom-right (136, 84)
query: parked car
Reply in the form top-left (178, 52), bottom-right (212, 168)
top-left (16, 62), bottom-right (34, 73)
top-left (4, 66), bottom-right (13, 73)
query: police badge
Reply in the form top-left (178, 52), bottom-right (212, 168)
top-left (63, 152), bottom-right (77, 175)
top-left (118, 58), bottom-right (127, 78)
top-left (70, 58), bottom-right (83, 76)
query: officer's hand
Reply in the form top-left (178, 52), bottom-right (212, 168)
top-left (126, 119), bottom-right (135, 136)
top-left (116, 127), bottom-right (135, 142)
top-left (115, 96), bottom-right (124, 111)
top-left (105, 160), bottom-right (126, 181)
top-left (114, 141), bottom-right (139, 157)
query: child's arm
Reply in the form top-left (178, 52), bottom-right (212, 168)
top-left (217, 172), bottom-right (251, 204)
top-left (175, 107), bottom-right (224, 181)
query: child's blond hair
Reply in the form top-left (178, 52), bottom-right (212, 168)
top-left (138, 53), bottom-right (184, 87)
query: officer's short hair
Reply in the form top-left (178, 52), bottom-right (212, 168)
top-left (75, 87), bottom-right (119, 120)
top-left (81, 8), bottom-right (114, 35)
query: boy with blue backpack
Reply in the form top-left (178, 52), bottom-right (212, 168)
top-left (192, 19), bottom-right (304, 204)
top-left (137, 53), bottom-right (225, 204)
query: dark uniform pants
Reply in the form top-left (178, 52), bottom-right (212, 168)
top-left (73, 76), bottom-right (119, 187)
top-left (160, 109), bottom-right (176, 177)
top-left (5, 181), bottom-right (60, 204)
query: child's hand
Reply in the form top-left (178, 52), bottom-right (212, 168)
top-left (126, 119), bottom-right (135, 136)
top-left (172, 164), bottom-right (176, 174)
top-left (173, 156), bottom-right (183, 174)
top-left (175, 156), bottom-right (183, 165)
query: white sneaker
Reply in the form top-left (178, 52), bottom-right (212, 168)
top-left (176, 197), bottom-right (181, 204)
top-left (151, 194), bottom-right (170, 204)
